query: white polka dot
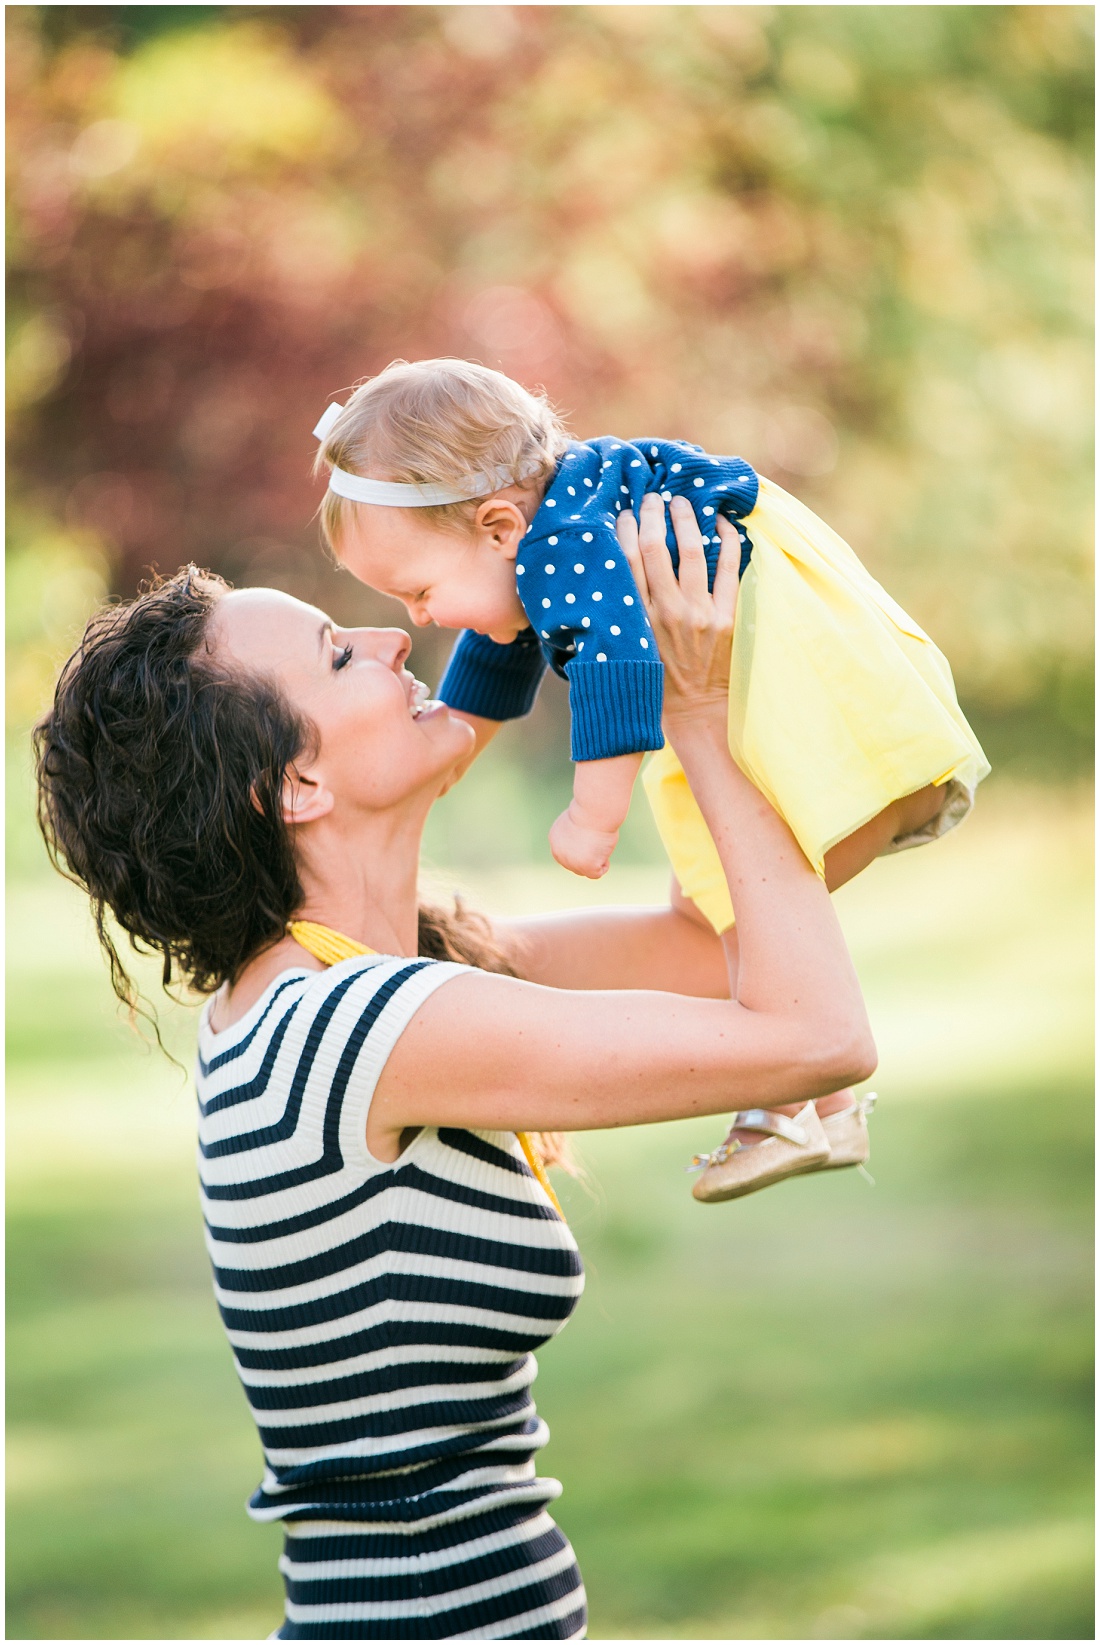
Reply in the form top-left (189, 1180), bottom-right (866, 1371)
top-left (546, 498), bottom-right (556, 507)
top-left (610, 625), bottom-right (621, 636)
top-left (640, 637), bottom-right (649, 649)
top-left (671, 463), bottom-right (682, 472)
top-left (574, 563), bottom-right (585, 573)
top-left (541, 598), bottom-right (551, 609)
top-left (548, 535), bottom-right (558, 545)
top-left (703, 507), bottom-right (714, 516)
top-left (567, 486), bottom-right (576, 496)
top-left (570, 515), bottom-right (579, 520)
top-left (577, 641), bottom-right (584, 651)
top-left (630, 460), bottom-right (641, 468)
top-left (623, 595), bottom-right (634, 605)
top-left (565, 593), bottom-right (576, 604)
top-left (615, 501), bottom-right (622, 511)
top-left (650, 445), bottom-right (658, 456)
top-left (605, 559), bottom-right (616, 569)
top-left (584, 478), bottom-right (594, 487)
top-left (565, 453), bottom-right (576, 460)
top-left (582, 532), bottom-right (593, 543)
top-left (541, 629), bottom-right (549, 637)
top-left (545, 564), bottom-right (555, 574)
top-left (601, 461), bottom-right (611, 470)
top-left (611, 444), bottom-right (621, 450)
top-left (581, 616), bottom-right (590, 628)
top-left (596, 652), bottom-right (607, 662)
top-left (694, 478), bottom-right (705, 487)
top-left (517, 565), bottom-right (525, 574)
top-left (592, 591), bottom-right (603, 601)
top-left (660, 490), bottom-right (672, 500)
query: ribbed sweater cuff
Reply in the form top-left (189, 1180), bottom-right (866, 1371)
top-left (566, 659), bottom-right (665, 760)
top-left (437, 630), bottom-right (547, 721)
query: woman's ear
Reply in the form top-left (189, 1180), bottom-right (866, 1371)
top-left (279, 766), bottom-right (335, 828)
top-left (474, 498), bottom-right (527, 563)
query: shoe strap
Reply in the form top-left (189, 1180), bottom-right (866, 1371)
top-left (685, 1104), bottom-right (823, 1174)
top-left (728, 1108), bottom-right (810, 1145)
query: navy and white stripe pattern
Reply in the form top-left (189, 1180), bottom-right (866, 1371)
top-left (196, 956), bottom-right (586, 1639)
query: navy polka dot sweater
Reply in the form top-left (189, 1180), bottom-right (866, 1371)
top-left (437, 437), bottom-right (758, 761)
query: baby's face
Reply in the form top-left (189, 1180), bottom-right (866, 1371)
top-left (337, 507), bottom-right (528, 644)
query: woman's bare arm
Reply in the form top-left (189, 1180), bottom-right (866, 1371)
top-left (372, 967), bottom-right (869, 1144)
top-left (492, 897), bottom-right (730, 997)
top-left (368, 498), bottom-right (875, 1157)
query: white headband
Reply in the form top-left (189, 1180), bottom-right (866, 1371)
top-left (313, 401), bottom-right (537, 507)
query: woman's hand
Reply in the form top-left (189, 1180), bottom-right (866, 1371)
top-left (616, 494), bottom-right (740, 737)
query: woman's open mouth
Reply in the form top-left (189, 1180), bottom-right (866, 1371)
top-left (408, 679), bottom-right (441, 719)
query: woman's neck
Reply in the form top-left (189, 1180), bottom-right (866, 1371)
top-left (293, 796), bottom-right (427, 957)
top-left (209, 793), bottom-right (429, 1034)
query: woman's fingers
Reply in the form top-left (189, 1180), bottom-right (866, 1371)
top-left (711, 516), bottom-right (741, 629)
top-left (668, 496), bottom-right (710, 603)
top-left (635, 492), bottom-right (675, 606)
top-left (622, 495), bottom-right (739, 644)
top-left (615, 505), bottom-right (650, 604)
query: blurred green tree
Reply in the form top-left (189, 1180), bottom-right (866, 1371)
top-left (6, 4), bottom-right (1093, 771)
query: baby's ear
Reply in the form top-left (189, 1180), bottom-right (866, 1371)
top-left (475, 498), bottom-right (526, 561)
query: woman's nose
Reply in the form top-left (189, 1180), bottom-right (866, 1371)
top-left (362, 627), bottom-right (412, 670)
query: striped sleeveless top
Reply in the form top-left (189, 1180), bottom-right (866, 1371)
top-left (196, 955), bottom-right (585, 1533)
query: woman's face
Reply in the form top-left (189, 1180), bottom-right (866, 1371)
top-left (208, 588), bottom-right (475, 815)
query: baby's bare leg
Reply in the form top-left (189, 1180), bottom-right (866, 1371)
top-left (823, 782), bottom-right (943, 891)
top-left (716, 790), bottom-right (942, 1144)
top-left (550, 752), bottom-right (644, 879)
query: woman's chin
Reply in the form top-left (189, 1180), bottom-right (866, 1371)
top-left (422, 707), bottom-right (477, 793)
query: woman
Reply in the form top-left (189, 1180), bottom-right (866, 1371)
top-left (35, 496), bottom-right (875, 1640)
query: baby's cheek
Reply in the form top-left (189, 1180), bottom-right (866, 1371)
top-left (428, 599), bottom-right (466, 630)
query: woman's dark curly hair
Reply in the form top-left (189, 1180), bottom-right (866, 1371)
top-left (34, 566), bottom-right (570, 1169)
top-left (35, 566), bottom-right (304, 1004)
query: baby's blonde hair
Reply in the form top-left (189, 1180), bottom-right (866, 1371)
top-left (315, 358), bottom-right (570, 546)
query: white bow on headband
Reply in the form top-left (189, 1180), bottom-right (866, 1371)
top-left (313, 401), bottom-right (538, 507)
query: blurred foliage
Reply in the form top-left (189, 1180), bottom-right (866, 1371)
top-left (6, 17), bottom-right (1093, 1635)
top-left (5, 3), bottom-right (1094, 785)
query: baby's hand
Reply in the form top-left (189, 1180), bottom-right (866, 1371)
top-left (549, 804), bottom-right (620, 879)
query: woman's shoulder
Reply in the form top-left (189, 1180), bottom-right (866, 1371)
top-left (198, 954), bottom-right (469, 1071)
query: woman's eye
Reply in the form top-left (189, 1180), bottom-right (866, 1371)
top-left (333, 644), bottom-right (353, 671)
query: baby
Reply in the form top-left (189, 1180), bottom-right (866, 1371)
top-left (313, 358), bottom-right (990, 1201)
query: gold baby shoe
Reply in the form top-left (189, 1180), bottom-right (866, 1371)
top-left (819, 1092), bottom-right (877, 1170)
top-left (688, 1100), bottom-right (832, 1204)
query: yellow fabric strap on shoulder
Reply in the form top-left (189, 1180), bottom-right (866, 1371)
top-left (286, 919), bottom-right (564, 1219)
top-left (288, 919), bottom-right (373, 965)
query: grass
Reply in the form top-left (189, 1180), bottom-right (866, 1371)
top-left (6, 781), bottom-right (1094, 1639)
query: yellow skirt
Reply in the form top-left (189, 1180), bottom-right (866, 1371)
top-left (642, 476), bottom-right (991, 932)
